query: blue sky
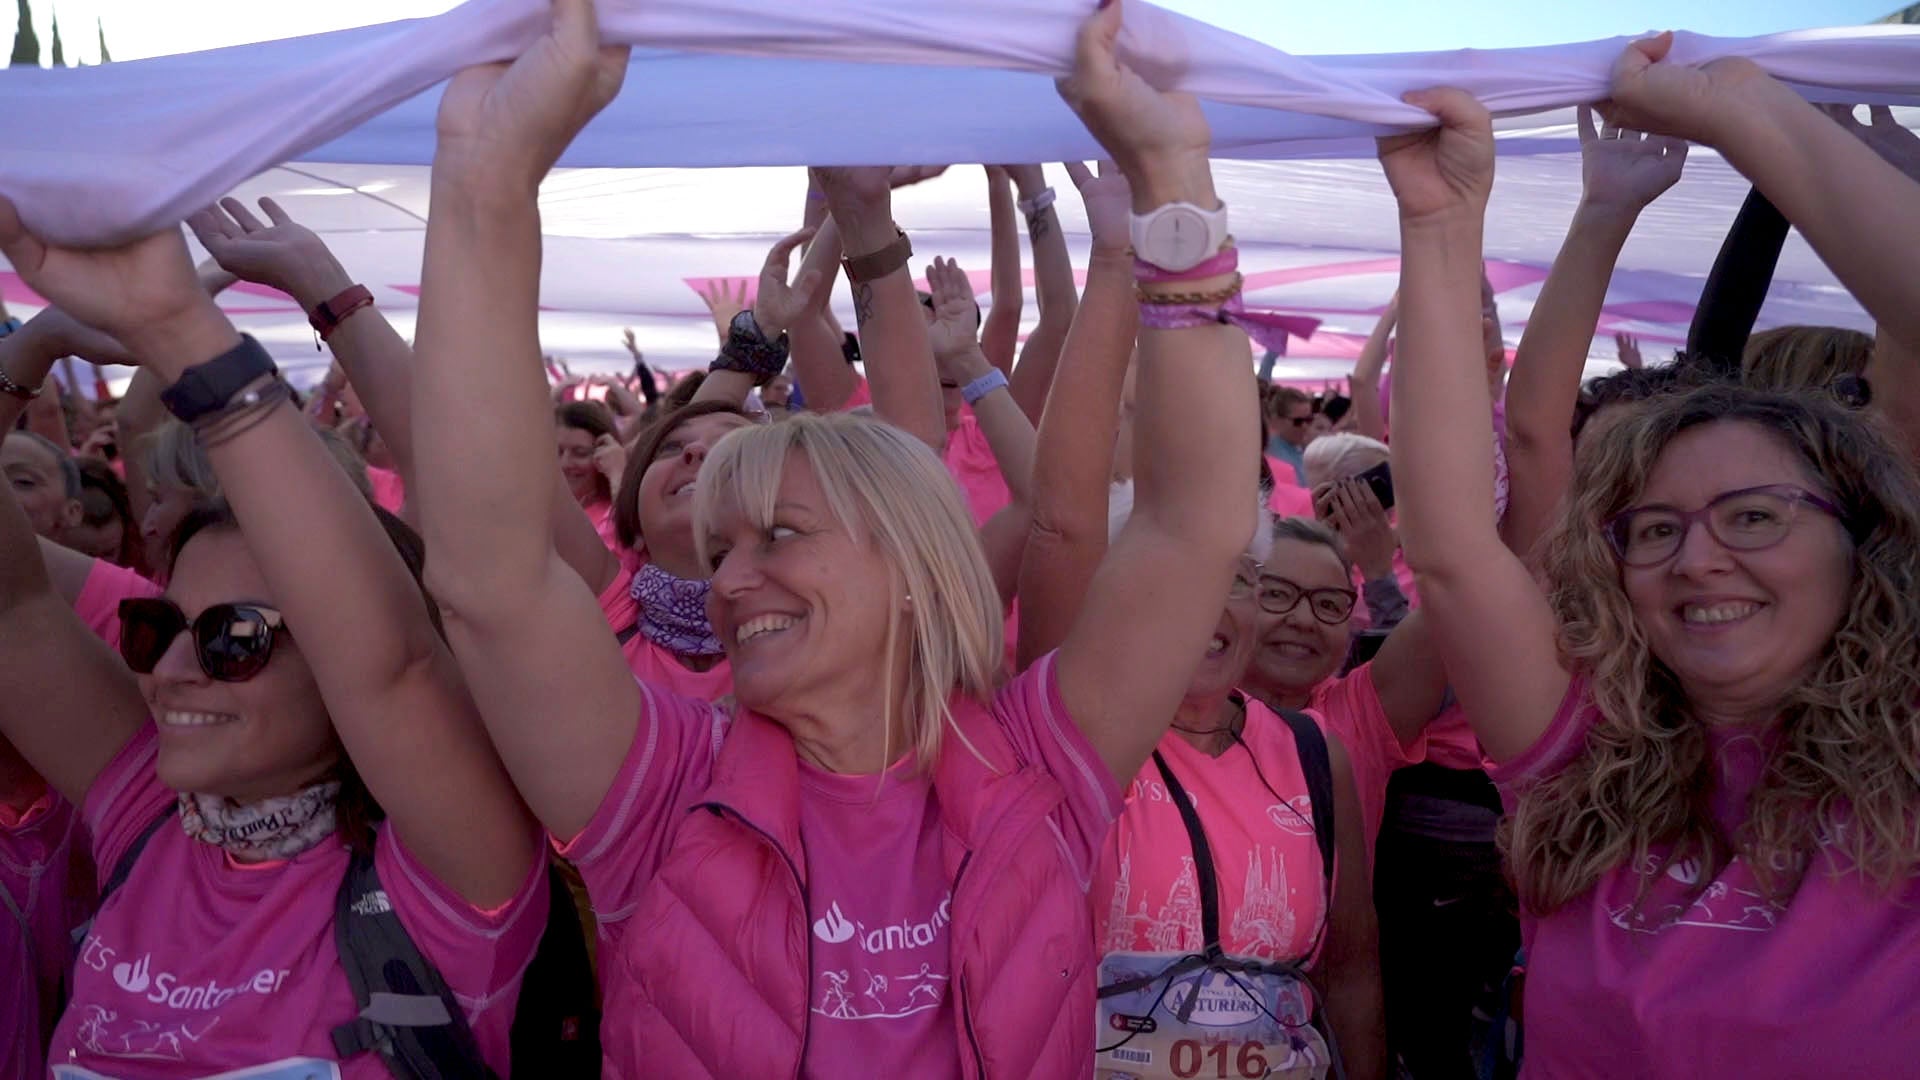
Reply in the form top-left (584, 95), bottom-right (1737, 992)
top-left (1155, 0), bottom-right (1902, 54)
top-left (3, 0), bottom-right (1908, 66)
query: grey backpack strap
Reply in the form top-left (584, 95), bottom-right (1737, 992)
top-left (1275, 709), bottom-right (1337, 890)
top-left (329, 844), bottom-right (495, 1080)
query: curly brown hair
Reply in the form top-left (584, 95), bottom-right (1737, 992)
top-left (1514, 382), bottom-right (1920, 914)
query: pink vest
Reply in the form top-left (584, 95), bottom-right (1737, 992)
top-left (600, 698), bottom-right (1097, 1078)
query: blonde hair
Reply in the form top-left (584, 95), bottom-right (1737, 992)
top-left (692, 412), bottom-right (1004, 771)
top-left (1518, 382), bottom-right (1920, 914)
top-left (145, 419), bottom-right (372, 503)
top-left (1302, 432), bottom-right (1389, 489)
top-left (1741, 325), bottom-right (1873, 396)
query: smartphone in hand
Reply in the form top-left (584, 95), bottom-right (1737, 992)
top-left (1354, 461), bottom-right (1395, 512)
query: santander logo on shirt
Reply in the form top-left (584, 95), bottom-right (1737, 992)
top-left (812, 894), bottom-right (952, 955)
top-left (81, 933), bottom-right (291, 1011)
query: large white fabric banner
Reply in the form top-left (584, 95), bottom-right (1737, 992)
top-left (0, 0), bottom-right (1916, 244)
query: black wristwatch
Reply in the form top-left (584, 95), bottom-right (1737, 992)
top-left (161, 335), bottom-right (278, 425)
top-left (712, 310), bottom-right (790, 385)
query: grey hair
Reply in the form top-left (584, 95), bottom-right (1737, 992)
top-left (1302, 432), bottom-right (1389, 488)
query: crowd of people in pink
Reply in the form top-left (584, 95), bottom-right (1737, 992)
top-left (3, 1), bottom-right (1919, 1077)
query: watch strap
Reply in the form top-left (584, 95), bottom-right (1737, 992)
top-left (1017, 187), bottom-right (1057, 218)
top-left (714, 310), bottom-right (791, 385)
top-left (960, 368), bottom-right (1009, 406)
top-left (161, 335), bottom-right (279, 425)
top-left (842, 228), bottom-right (913, 285)
top-left (309, 285), bottom-right (374, 341)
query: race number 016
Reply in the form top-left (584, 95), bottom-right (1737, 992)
top-left (1169, 1038), bottom-right (1270, 1078)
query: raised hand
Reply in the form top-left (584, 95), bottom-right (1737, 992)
top-left (1063, 160), bottom-right (1132, 256)
top-left (751, 227), bottom-right (828, 339)
top-left (1319, 477), bottom-right (1398, 580)
top-left (1054, 0), bottom-right (1213, 212)
top-left (1377, 87), bottom-right (1495, 225)
top-left (433, 0), bottom-right (629, 198)
top-left (924, 257), bottom-right (982, 367)
top-left (592, 432), bottom-right (627, 484)
top-left (21, 306), bottom-right (136, 368)
top-left (1599, 32), bottom-right (1762, 146)
top-left (697, 279), bottom-right (748, 342)
top-left (188, 196), bottom-right (351, 308)
top-left (1821, 103), bottom-right (1920, 186)
top-left (620, 327), bottom-right (640, 356)
top-left (1577, 105), bottom-right (1688, 214)
top-left (0, 204), bottom-right (228, 367)
top-left (1613, 331), bottom-right (1645, 369)
top-left (888, 165), bottom-right (949, 190)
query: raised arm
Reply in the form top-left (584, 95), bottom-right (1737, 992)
top-left (189, 198), bottom-right (418, 486)
top-left (1007, 164), bottom-right (1081, 424)
top-left (980, 167), bottom-right (1023, 375)
top-left (1823, 104), bottom-right (1920, 460)
top-left (1378, 88), bottom-right (1569, 763)
top-left (813, 166), bottom-right (946, 451)
top-left (410, 2), bottom-right (640, 842)
top-left (1050, 1), bottom-right (1258, 787)
top-left (693, 227), bottom-right (825, 409)
top-left (1348, 296), bottom-right (1395, 442)
top-left (1501, 106), bottom-right (1686, 560)
top-left (1015, 161), bottom-right (1136, 671)
top-left (1607, 35), bottom-right (1920, 352)
top-left (785, 214), bottom-right (857, 412)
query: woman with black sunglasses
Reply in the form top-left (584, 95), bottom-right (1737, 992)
top-left (0, 193), bottom-right (547, 1075)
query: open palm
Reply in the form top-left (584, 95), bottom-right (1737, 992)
top-left (1579, 106), bottom-right (1688, 212)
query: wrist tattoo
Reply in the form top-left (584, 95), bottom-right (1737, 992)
top-left (853, 282), bottom-right (876, 326)
top-left (1026, 209), bottom-right (1053, 240)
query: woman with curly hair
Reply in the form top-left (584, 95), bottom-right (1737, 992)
top-left (1381, 33), bottom-right (1920, 1079)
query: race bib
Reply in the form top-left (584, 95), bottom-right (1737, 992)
top-left (56, 1059), bottom-right (341, 1080)
top-left (1096, 951), bottom-right (1330, 1080)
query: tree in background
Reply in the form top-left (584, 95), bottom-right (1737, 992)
top-left (48, 3), bottom-right (60, 67)
top-left (9, 0), bottom-right (36, 67)
top-left (96, 15), bottom-right (107, 62)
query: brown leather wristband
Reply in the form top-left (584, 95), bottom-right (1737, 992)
top-left (841, 228), bottom-right (913, 285)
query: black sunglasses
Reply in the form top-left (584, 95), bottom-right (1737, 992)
top-left (118, 598), bottom-right (287, 682)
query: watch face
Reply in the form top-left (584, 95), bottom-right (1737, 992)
top-left (1142, 207), bottom-right (1214, 272)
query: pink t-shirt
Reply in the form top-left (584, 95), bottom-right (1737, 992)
top-left (1491, 681), bottom-right (1920, 1078)
top-left (50, 727), bottom-right (548, 1079)
top-left (1095, 698), bottom-right (1329, 965)
top-left (1265, 457), bottom-right (1317, 522)
top-left (596, 562), bottom-right (735, 703)
top-left (583, 498), bottom-right (620, 552)
top-left (942, 413), bottom-right (1011, 529)
top-left (559, 653), bottom-right (1122, 1071)
top-left (73, 558), bottom-right (162, 649)
top-left (796, 758), bottom-right (959, 1080)
top-left (2, 788), bottom-right (92, 1080)
top-left (1340, 553), bottom-right (1484, 771)
top-left (1305, 663), bottom-right (1426, 865)
top-left (841, 375), bottom-right (875, 411)
top-left (365, 465), bottom-right (406, 516)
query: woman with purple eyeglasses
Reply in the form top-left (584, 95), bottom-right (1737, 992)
top-left (1384, 38), bottom-right (1920, 1076)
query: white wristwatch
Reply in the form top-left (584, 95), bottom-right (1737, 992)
top-left (1130, 201), bottom-right (1229, 273)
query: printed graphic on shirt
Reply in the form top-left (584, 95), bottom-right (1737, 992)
top-left (810, 892), bottom-right (953, 1021)
top-left (71, 931), bottom-right (295, 1062)
top-left (1605, 854), bottom-right (1785, 935)
top-left (57, 1058), bottom-right (342, 1080)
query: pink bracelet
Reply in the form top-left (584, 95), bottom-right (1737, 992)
top-left (1134, 244), bottom-right (1238, 285)
top-left (1139, 293), bottom-right (1324, 357)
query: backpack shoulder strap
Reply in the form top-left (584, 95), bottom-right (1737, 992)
top-left (74, 804), bottom-right (175, 950)
top-left (101, 804), bottom-right (175, 904)
top-left (1275, 709), bottom-right (1337, 890)
top-left (329, 843), bottom-right (495, 1080)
